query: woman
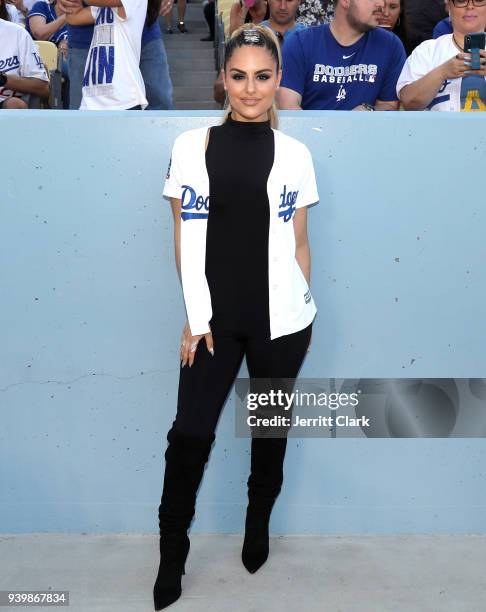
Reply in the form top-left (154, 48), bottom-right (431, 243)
top-left (64, 0), bottom-right (148, 110)
top-left (377, 0), bottom-right (400, 32)
top-left (27, 0), bottom-right (69, 106)
top-left (154, 23), bottom-right (319, 611)
top-left (398, 0), bottom-right (486, 111)
top-left (27, 0), bottom-right (67, 46)
top-left (229, 0), bottom-right (269, 35)
top-left (59, 0), bottom-right (172, 110)
top-left (377, 0), bottom-right (406, 46)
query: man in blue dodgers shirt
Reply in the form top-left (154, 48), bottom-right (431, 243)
top-left (277, 0), bottom-right (406, 110)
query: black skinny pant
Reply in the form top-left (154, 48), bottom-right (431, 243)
top-left (203, 1), bottom-right (215, 38)
top-left (174, 324), bottom-right (312, 438)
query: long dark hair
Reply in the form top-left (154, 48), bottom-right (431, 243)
top-left (222, 24), bottom-right (282, 128)
top-left (0, 0), bottom-right (10, 21)
top-left (146, 0), bottom-right (162, 28)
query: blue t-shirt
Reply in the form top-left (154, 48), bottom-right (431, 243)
top-left (27, 1), bottom-right (68, 45)
top-left (68, 17), bottom-right (160, 50)
top-left (433, 18), bottom-right (453, 39)
top-left (461, 75), bottom-right (486, 111)
top-left (142, 20), bottom-right (162, 46)
top-left (260, 20), bottom-right (307, 45)
top-left (281, 24), bottom-right (406, 110)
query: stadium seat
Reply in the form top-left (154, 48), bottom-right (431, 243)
top-left (35, 40), bottom-right (58, 72)
top-left (34, 41), bottom-right (63, 109)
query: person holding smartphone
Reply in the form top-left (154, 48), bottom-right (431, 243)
top-left (398, 0), bottom-right (486, 111)
top-left (153, 23), bottom-right (319, 610)
top-left (229, 0), bottom-right (269, 34)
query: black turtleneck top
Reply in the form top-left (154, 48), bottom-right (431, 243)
top-left (205, 114), bottom-right (275, 338)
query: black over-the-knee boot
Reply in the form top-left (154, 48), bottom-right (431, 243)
top-left (241, 436), bottom-right (288, 574)
top-left (153, 422), bottom-right (215, 610)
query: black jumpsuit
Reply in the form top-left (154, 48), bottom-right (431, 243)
top-left (174, 114), bottom-right (312, 438)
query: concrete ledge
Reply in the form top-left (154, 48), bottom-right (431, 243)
top-left (1, 534), bottom-right (485, 611)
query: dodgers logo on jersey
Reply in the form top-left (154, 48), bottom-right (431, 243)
top-left (180, 185), bottom-right (209, 220)
top-left (313, 63), bottom-right (378, 84)
top-left (33, 52), bottom-right (44, 70)
top-left (0, 55), bottom-right (20, 72)
top-left (428, 79), bottom-right (451, 110)
top-left (279, 185), bottom-right (298, 222)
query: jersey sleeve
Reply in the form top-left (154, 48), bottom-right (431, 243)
top-left (28, 1), bottom-right (50, 20)
top-left (377, 35), bottom-right (406, 102)
top-left (396, 40), bottom-right (435, 96)
top-left (296, 145), bottom-right (319, 209)
top-left (280, 30), bottom-right (306, 96)
top-left (163, 137), bottom-right (184, 200)
top-left (18, 30), bottom-right (49, 81)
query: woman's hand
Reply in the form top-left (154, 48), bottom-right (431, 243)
top-left (440, 50), bottom-right (486, 80)
top-left (180, 321), bottom-right (214, 368)
top-left (229, 0), bottom-right (248, 35)
top-left (56, 0), bottom-right (82, 15)
top-left (440, 54), bottom-right (472, 80)
top-left (238, 0), bottom-right (249, 17)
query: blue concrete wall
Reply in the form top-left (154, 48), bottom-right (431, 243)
top-left (1, 111), bottom-right (485, 534)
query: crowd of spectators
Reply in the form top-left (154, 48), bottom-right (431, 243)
top-left (1, 0), bottom-right (485, 111)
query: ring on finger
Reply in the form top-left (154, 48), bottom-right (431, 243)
top-left (189, 341), bottom-right (198, 353)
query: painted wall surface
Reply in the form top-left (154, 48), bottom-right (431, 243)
top-left (1, 111), bottom-right (485, 534)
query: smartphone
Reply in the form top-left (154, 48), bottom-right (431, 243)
top-left (464, 32), bottom-right (486, 70)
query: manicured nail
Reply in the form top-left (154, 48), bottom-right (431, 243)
top-left (209, 348), bottom-right (214, 356)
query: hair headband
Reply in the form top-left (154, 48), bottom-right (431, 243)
top-left (242, 29), bottom-right (262, 44)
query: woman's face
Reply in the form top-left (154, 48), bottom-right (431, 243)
top-left (223, 45), bottom-right (281, 123)
top-left (450, 0), bottom-right (486, 35)
top-left (377, 0), bottom-right (401, 29)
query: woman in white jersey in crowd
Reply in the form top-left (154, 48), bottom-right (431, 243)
top-left (397, 0), bottom-right (486, 111)
top-left (62, 0), bottom-right (148, 109)
top-left (153, 23), bottom-right (319, 611)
